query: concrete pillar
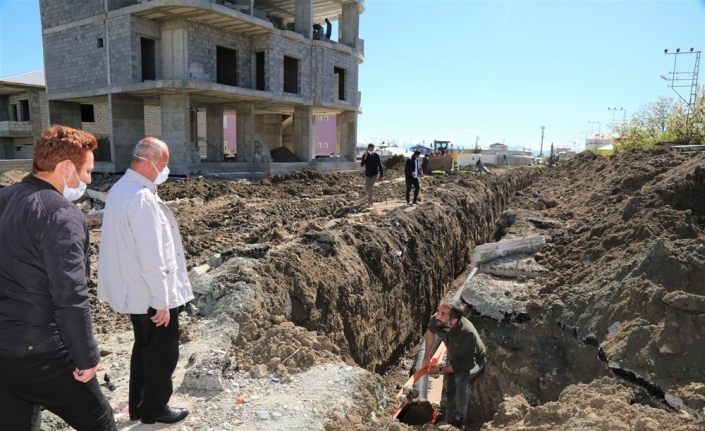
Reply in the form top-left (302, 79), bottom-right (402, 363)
top-left (295, 0), bottom-right (313, 39)
top-left (48, 101), bottom-right (81, 129)
top-left (337, 111), bottom-right (357, 161)
top-left (28, 90), bottom-right (43, 140)
top-left (206, 105), bottom-right (224, 161)
top-left (293, 106), bottom-right (313, 161)
top-left (1, 138), bottom-right (11, 159)
top-left (109, 94), bottom-right (145, 172)
top-left (160, 93), bottom-right (191, 175)
top-left (255, 114), bottom-right (282, 150)
top-left (189, 109), bottom-right (200, 164)
top-left (341, 2), bottom-right (360, 48)
top-left (236, 102), bottom-right (255, 162)
top-left (161, 19), bottom-right (188, 80)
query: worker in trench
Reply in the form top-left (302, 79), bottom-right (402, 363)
top-left (423, 299), bottom-right (487, 428)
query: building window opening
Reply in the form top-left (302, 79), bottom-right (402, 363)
top-left (97, 38), bottom-right (104, 48)
top-left (141, 37), bottom-right (156, 81)
top-left (283, 56), bottom-right (299, 94)
top-left (255, 51), bottom-right (265, 91)
top-left (19, 100), bottom-right (30, 121)
top-left (334, 67), bottom-right (346, 101)
top-left (81, 104), bottom-right (95, 123)
top-left (217, 46), bottom-right (238, 86)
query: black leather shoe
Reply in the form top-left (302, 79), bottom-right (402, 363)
top-left (129, 407), bottom-right (139, 421)
top-left (141, 406), bottom-right (189, 424)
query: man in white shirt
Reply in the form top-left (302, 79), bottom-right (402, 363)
top-left (97, 137), bottom-right (193, 425)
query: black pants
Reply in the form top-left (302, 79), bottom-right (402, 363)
top-left (129, 307), bottom-right (180, 419)
top-left (406, 177), bottom-right (420, 203)
top-left (0, 350), bottom-right (116, 431)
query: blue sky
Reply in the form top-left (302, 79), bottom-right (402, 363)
top-left (1, 1), bottom-right (704, 151)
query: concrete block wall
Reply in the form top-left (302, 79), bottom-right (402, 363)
top-left (268, 32), bottom-right (312, 99)
top-left (145, 105), bottom-right (161, 137)
top-left (43, 22), bottom-right (108, 94)
top-left (81, 103), bottom-right (110, 137)
top-left (188, 22), bottom-right (252, 86)
top-left (132, 16), bottom-right (162, 82)
top-left (39, 92), bottom-right (49, 129)
top-left (108, 16), bottom-right (134, 87)
top-left (39, 0), bottom-right (103, 29)
top-left (312, 44), bottom-right (358, 108)
top-left (0, 158), bottom-right (33, 173)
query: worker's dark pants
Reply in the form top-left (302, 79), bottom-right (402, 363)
top-left (406, 177), bottom-right (420, 204)
top-left (129, 307), bottom-right (180, 419)
top-left (442, 363), bottom-right (486, 427)
top-left (0, 349), bottom-right (116, 431)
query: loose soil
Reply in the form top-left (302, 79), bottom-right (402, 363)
top-left (2, 149), bottom-right (703, 430)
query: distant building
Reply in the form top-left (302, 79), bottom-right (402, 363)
top-left (0, 71), bottom-right (48, 159)
top-left (39, 0), bottom-right (365, 175)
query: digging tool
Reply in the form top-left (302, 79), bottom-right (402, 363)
top-left (390, 341), bottom-right (447, 420)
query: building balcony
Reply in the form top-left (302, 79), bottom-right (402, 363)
top-left (0, 121), bottom-right (33, 137)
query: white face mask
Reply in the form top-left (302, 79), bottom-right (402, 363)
top-left (63, 164), bottom-right (86, 201)
top-left (152, 161), bottom-right (170, 185)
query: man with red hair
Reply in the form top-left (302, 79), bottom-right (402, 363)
top-left (0, 125), bottom-right (116, 430)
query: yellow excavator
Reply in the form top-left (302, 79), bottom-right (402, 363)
top-left (426, 140), bottom-right (458, 173)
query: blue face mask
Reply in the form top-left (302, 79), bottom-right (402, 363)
top-left (63, 164), bottom-right (86, 201)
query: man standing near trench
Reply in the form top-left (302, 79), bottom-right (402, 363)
top-left (361, 143), bottom-right (383, 206)
top-left (405, 150), bottom-right (422, 205)
top-left (98, 137), bottom-right (193, 425)
top-left (423, 299), bottom-right (487, 428)
top-left (0, 125), bottom-right (116, 430)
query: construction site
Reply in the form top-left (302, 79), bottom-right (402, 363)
top-left (1, 147), bottom-right (704, 430)
top-left (1, 0), bottom-right (704, 430)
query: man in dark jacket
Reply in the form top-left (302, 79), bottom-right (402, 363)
top-left (404, 150), bottom-right (422, 205)
top-left (360, 143), bottom-right (383, 206)
top-left (0, 125), bottom-right (116, 431)
top-left (423, 299), bottom-right (487, 428)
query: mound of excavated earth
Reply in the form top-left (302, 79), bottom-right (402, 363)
top-left (6, 149), bottom-right (703, 430)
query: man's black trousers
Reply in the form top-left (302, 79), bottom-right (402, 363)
top-left (129, 307), bottom-right (180, 419)
top-left (0, 349), bottom-right (116, 431)
top-left (406, 177), bottom-right (420, 204)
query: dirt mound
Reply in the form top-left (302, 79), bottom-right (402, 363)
top-left (482, 377), bottom-right (700, 430)
top-left (270, 146), bottom-right (301, 162)
top-left (0, 170), bottom-right (28, 186)
top-left (495, 149), bottom-right (705, 421)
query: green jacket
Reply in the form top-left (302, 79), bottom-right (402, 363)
top-left (428, 316), bottom-right (487, 371)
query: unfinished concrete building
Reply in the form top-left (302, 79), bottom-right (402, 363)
top-left (0, 71), bottom-right (49, 160)
top-left (39, 0), bottom-right (364, 175)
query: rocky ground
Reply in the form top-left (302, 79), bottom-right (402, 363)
top-left (1, 149), bottom-right (704, 430)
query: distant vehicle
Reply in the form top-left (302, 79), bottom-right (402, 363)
top-left (427, 140), bottom-right (458, 172)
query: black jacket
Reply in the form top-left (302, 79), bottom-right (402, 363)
top-left (361, 152), bottom-right (383, 177)
top-left (0, 175), bottom-right (99, 369)
top-left (405, 157), bottom-right (421, 179)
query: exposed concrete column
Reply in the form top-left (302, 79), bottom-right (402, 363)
top-left (48, 101), bottom-right (81, 128)
top-left (160, 93), bottom-right (191, 175)
top-left (109, 94), bottom-right (145, 172)
top-left (27, 90), bottom-right (43, 140)
top-left (293, 106), bottom-right (314, 161)
top-left (255, 114), bottom-right (283, 150)
top-left (341, 2), bottom-right (360, 48)
top-left (206, 105), bottom-right (224, 161)
top-left (338, 111), bottom-right (358, 161)
top-left (295, 0), bottom-right (313, 39)
top-left (236, 102), bottom-right (255, 162)
top-left (161, 19), bottom-right (189, 80)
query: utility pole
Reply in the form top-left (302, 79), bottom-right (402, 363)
top-left (663, 48), bottom-right (701, 138)
top-left (539, 126), bottom-right (545, 157)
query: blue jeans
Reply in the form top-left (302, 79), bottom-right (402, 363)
top-left (444, 363), bottom-right (486, 426)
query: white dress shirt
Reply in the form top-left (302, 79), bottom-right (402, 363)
top-left (97, 169), bottom-right (193, 314)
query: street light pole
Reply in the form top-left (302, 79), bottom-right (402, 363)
top-left (539, 126), bottom-right (545, 157)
